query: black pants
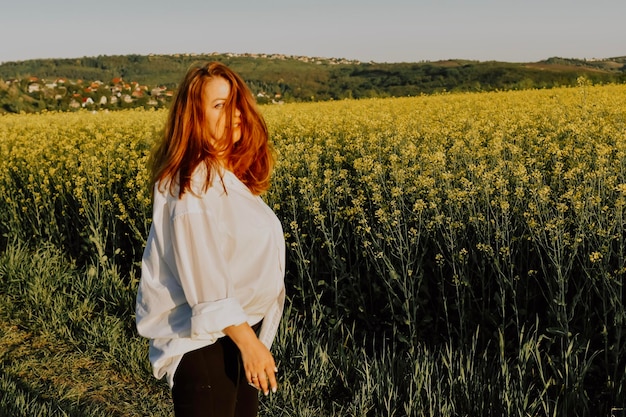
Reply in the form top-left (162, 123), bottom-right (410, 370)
top-left (172, 325), bottom-right (261, 417)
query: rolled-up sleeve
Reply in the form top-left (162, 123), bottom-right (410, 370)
top-left (191, 298), bottom-right (247, 339)
top-left (171, 210), bottom-right (247, 340)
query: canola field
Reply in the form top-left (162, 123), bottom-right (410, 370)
top-left (0, 81), bottom-right (625, 416)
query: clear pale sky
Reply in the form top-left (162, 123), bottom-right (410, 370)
top-left (1, 0), bottom-right (624, 64)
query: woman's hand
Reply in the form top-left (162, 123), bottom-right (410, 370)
top-left (223, 322), bottom-right (278, 395)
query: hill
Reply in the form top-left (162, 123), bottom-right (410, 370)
top-left (0, 53), bottom-right (625, 114)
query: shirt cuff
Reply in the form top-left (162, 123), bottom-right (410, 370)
top-left (190, 298), bottom-right (247, 340)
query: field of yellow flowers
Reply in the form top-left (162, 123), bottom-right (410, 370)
top-left (0, 81), bottom-right (625, 416)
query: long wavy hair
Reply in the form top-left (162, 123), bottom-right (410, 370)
top-left (149, 61), bottom-right (274, 197)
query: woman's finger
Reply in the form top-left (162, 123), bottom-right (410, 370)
top-left (248, 373), bottom-right (261, 390)
top-left (266, 366), bottom-right (278, 394)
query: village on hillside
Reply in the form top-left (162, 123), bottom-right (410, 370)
top-left (1, 75), bottom-right (171, 113)
top-left (0, 73), bottom-right (284, 114)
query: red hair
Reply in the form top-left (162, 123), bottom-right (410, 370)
top-left (150, 61), bottom-right (274, 197)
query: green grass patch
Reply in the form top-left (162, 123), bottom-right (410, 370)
top-left (0, 243), bottom-right (172, 416)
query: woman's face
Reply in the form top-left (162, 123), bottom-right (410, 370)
top-left (203, 76), bottom-right (242, 146)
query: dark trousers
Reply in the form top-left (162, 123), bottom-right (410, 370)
top-left (172, 327), bottom-right (261, 417)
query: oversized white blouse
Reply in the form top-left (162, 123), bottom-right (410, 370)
top-left (135, 166), bottom-right (285, 388)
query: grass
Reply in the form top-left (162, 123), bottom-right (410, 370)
top-left (0, 242), bottom-right (172, 416)
top-left (1, 241), bottom-right (622, 416)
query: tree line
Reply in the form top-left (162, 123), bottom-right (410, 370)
top-left (1, 53), bottom-right (625, 114)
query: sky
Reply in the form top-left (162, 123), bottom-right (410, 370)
top-left (1, 0), bottom-right (624, 64)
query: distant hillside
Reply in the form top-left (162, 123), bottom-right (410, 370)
top-left (0, 53), bottom-right (625, 114)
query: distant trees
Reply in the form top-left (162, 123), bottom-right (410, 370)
top-left (0, 53), bottom-right (624, 114)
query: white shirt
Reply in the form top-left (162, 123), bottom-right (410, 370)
top-left (135, 166), bottom-right (286, 388)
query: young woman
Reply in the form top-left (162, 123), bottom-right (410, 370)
top-left (136, 62), bottom-right (285, 417)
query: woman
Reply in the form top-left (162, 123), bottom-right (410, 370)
top-left (135, 62), bottom-right (285, 417)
